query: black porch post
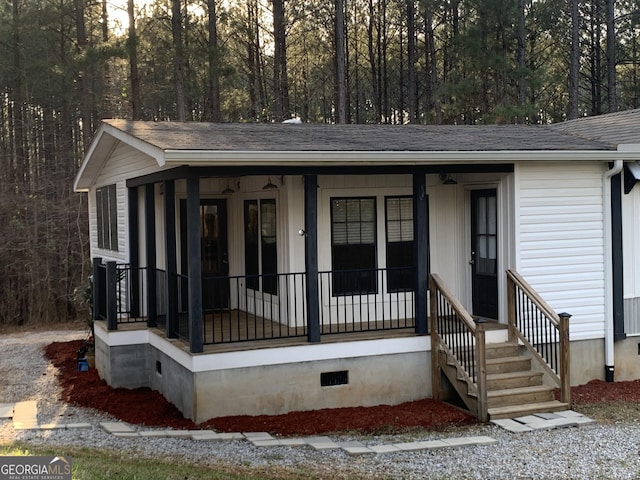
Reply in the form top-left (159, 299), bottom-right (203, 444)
top-left (611, 171), bottom-right (626, 342)
top-left (187, 173), bottom-right (204, 353)
top-left (91, 257), bottom-right (103, 322)
top-left (145, 183), bottom-right (157, 327)
top-left (106, 261), bottom-right (118, 331)
top-left (164, 180), bottom-right (178, 338)
top-left (128, 187), bottom-right (140, 318)
top-left (305, 175), bottom-right (320, 342)
top-left (413, 172), bottom-right (429, 334)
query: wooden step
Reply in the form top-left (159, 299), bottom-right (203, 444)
top-left (487, 385), bottom-right (555, 408)
top-left (486, 370), bottom-right (544, 390)
top-left (486, 356), bottom-right (531, 375)
top-left (485, 342), bottom-right (520, 359)
top-left (488, 401), bottom-right (570, 420)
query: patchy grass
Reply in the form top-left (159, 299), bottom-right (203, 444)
top-left (574, 401), bottom-right (640, 424)
top-left (0, 443), bottom-right (322, 480)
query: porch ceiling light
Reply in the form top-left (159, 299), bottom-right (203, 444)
top-left (439, 173), bottom-right (458, 185)
top-left (262, 176), bottom-right (278, 190)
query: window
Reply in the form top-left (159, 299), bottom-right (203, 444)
top-left (331, 197), bottom-right (377, 295)
top-left (96, 184), bottom-right (118, 251)
top-left (385, 196), bottom-right (414, 291)
top-left (244, 199), bottom-right (277, 295)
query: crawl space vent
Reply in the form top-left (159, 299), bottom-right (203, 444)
top-left (321, 370), bottom-right (349, 387)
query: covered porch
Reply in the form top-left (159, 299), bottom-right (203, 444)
top-left (91, 165), bottom-right (512, 353)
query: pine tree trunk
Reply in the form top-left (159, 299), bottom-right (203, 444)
top-left (172, 0), bottom-right (187, 121)
top-left (335, 0), bottom-right (347, 123)
top-left (568, 0), bottom-right (580, 119)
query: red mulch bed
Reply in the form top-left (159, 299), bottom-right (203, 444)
top-left (43, 340), bottom-right (640, 436)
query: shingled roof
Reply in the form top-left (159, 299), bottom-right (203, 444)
top-left (548, 108), bottom-right (640, 145)
top-left (104, 119), bottom-right (615, 152)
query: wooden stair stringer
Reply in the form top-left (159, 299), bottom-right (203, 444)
top-left (437, 349), bottom-right (479, 416)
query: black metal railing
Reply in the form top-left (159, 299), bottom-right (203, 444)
top-left (507, 269), bottom-right (571, 405)
top-left (429, 273), bottom-right (488, 422)
top-left (201, 272), bottom-right (307, 344)
top-left (94, 259), bottom-right (420, 345)
top-left (318, 267), bottom-right (415, 335)
top-left (115, 264), bottom-right (147, 324)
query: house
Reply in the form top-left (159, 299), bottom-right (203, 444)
top-left (74, 111), bottom-right (640, 423)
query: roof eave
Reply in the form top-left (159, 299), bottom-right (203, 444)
top-left (163, 149), bottom-right (632, 166)
top-left (74, 122), bottom-right (166, 192)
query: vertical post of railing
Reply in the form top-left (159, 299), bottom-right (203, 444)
top-left (145, 183), bottom-right (157, 328)
top-left (558, 312), bottom-right (572, 406)
top-left (92, 257), bottom-right (103, 321)
top-left (475, 322), bottom-right (488, 422)
top-left (164, 179), bottom-right (178, 338)
top-left (429, 275), bottom-right (441, 401)
top-left (305, 175), bottom-right (320, 343)
top-left (106, 261), bottom-right (118, 331)
top-left (413, 172), bottom-right (429, 334)
top-left (506, 271), bottom-right (518, 344)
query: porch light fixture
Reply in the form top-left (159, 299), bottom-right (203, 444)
top-left (262, 176), bottom-right (278, 190)
top-left (221, 181), bottom-right (235, 194)
top-left (439, 173), bottom-right (458, 185)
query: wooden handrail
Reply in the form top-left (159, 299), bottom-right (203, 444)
top-left (506, 269), bottom-right (571, 407)
top-left (506, 269), bottom-right (560, 325)
top-left (430, 273), bottom-right (488, 421)
top-left (430, 273), bottom-right (477, 332)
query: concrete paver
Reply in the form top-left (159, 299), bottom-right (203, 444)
top-left (0, 404), bottom-right (15, 419)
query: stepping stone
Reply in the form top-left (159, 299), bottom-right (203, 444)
top-left (342, 446), bottom-right (373, 456)
top-left (535, 412), bottom-right (561, 420)
top-left (464, 436), bottom-right (498, 446)
top-left (418, 440), bottom-right (449, 450)
top-left (139, 431), bottom-right (168, 438)
top-left (100, 422), bottom-right (136, 434)
top-left (571, 416), bottom-right (596, 426)
top-left (0, 404), bottom-right (15, 419)
top-left (491, 418), bottom-right (533, 433)
top-left (336, 441), bottom-right (366, 448)
top-left (251, 439), bottom-right (282, 447)
top-left (277, 438), bottom-right (308, 446)
top-left (112, 432), bottom-right (140, 438)
top-left (555, 410), bottom-right (586, 419)
top-left (191, 432), bottom-right (222, 441)
top-left (13, 401), bottom-right (38, 430)
top-left (548, 418), bottom-right (578, 428)
top-left (217, 432), bottom-right (245, 440)
top-left (369, 444), bottom-right (401, 454)
top-left (310, 442), bottom-right (340, 451)
top-left (243, 432), bottom-right (273, 440)
top-left (393, 442), bottom-right (429, 452)
top-left (514, 415), bottom-right (542, 424)
top-left (441, 437), bottom-right (478, 447)
top-left (523, 421), bottom-right (555, 431)
top-left (165, 430), bottom-right (194, 438)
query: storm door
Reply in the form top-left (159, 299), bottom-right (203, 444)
top-left (180, 199), bottom-right (229, 310)
top-left (470, 189), bottom-right (498, 320)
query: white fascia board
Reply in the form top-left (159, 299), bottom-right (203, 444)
top-left (74, 123), bottom-right (166, 192)
top-left (163, 149), bottom-right (638, 166)
top-left (618, 144), bottom-right (640, 152)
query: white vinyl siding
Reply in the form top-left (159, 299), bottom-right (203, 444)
top-left (89, 143), bottom-right (163, 262)
top-left (623, 184), bottom-right (640, 334)
top-left (516, 162), bottom-right (606, 340)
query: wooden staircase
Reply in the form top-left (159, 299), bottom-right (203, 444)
top-left (485, 342), bottom-right (568, 419)
top-left (430, 271), bottom-right (572, 422)
top-left (438, 340), bottom-right (568, 420)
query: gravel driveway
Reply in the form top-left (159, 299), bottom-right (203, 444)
top-left (1, 329), bottom-right (640, 479)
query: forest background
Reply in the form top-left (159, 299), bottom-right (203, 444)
top-left (0, 0), bottom-right (636, 326)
